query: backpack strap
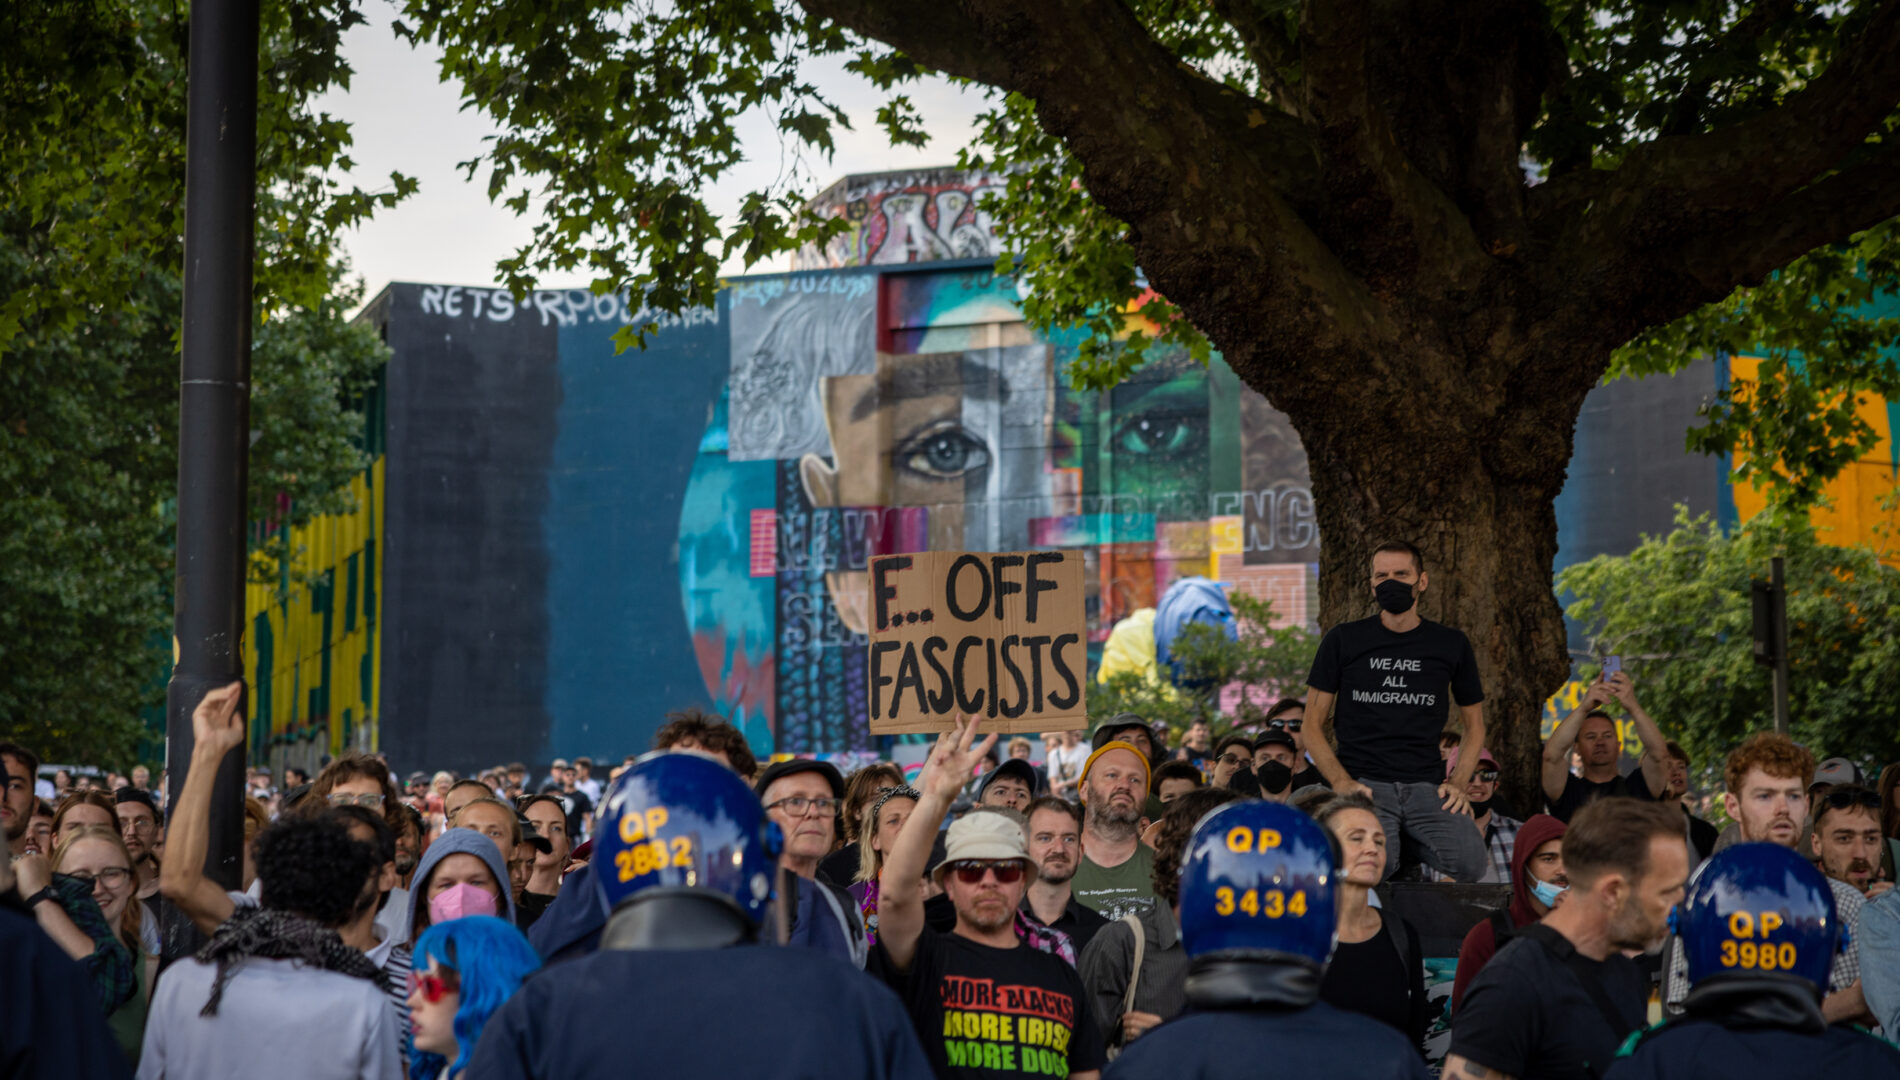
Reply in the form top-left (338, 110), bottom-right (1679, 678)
top-left (1120, 912), bottom-right (1146, 1018)
top-left (1104, 913), bottom-right (1147, 1058)
top-left (1516, 924), bottom-right (1635, 1077)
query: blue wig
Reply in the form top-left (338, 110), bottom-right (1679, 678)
top-left (408, 915), bottom-right (541, 1079)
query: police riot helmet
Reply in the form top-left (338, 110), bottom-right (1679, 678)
top-left (593, 750), bottom-right (779, 923)
top-left (1178, 800), bottom-right (1338, 967)
top-left (1678, 841), bottom-right (1838, 995)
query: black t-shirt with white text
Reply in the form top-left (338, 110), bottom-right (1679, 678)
top-left (873, 927), bottom-right (1105, 1080)
top-left (1307, 616), bottom-right (1484, 784)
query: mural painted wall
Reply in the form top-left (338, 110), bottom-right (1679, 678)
top-left (260, 172), bottom-right (1900, 776)
top-left (241, 426), bottom-right (386, 777)
top-left (684, 262), bottom-right (1326, 757)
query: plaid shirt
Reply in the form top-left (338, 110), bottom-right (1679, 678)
top-left (1428, 812), bottom-right (1521, 884)
top-left (50, 873), bottom-right (137, 1013)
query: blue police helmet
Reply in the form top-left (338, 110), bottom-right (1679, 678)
top-left (1178, 800), bottom-right (1339, 966)
top-left (1679, 842), bottom-right (1838, 994)
top-left (593, 750), bottom-right (779, 923)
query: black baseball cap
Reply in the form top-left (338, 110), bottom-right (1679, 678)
top-left (517, 814), bottom-right (554, 854)
top-left (1091, 713), bottom-right (1154, 751)
top-left (753, 759), bottom-right (845, 800)
top-left (1253, 730), bottom-right (1297, 753)
top-left (979, 758), bottom-right (1038, 799)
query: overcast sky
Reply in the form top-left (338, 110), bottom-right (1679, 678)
top-left (313, 1), bottom-right (990, 301)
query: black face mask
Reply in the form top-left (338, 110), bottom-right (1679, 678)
top-left (1469, 797), bottom-right (1493, 817)
top-left (1257, 760), bottom-right (1293, 795)
top-left (1374, 579), bottom-right (1416, 615)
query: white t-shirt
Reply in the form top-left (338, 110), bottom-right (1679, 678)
top-left (1047, 742), bottom-right (1090, 792)
top-left (138, 955), bottom-right (402, 1080)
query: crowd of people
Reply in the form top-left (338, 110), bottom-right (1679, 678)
top-left (5, 539), bottom-right (1900, 1078)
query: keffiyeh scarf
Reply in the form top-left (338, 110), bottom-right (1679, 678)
top-left (195, 907), bottom-right (380, 1016)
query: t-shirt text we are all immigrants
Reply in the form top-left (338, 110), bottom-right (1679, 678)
top-left (1307, 615), bottom-right (1484, 785)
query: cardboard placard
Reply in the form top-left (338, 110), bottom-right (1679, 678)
top-left (866, 550), bottom-right (1089, 734)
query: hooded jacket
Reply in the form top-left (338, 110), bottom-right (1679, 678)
top-left (1450, 812), bottom-right (1566, 1013)
top-left (404, 828), bottom-right (516, 940)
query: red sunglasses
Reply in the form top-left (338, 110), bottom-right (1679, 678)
top-left (409, 970), bottom-right (459, 1004)
top-left (947, 860), bottom-right (1027, 885)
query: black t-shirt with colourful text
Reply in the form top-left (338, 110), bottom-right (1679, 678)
top-left (873, 926), bottom-right (1105, 1080)
top-left (1307, 615), bottom-right (1483, 785)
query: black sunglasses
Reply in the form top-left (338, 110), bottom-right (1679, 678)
top-left (1819, 789), bottom-right (1880, 811)
top-left (1269, 719), bottom-right (1304, 732)
top-left (1473, 769), bottom-right (1499, 783)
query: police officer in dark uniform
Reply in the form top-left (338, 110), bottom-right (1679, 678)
top-left (1607, 843), bottom-right (1900, 1078)
top-left (1105, 800), bottom-right (1429, 1079)
top-left (468, 751), bottom-right (931, 1078)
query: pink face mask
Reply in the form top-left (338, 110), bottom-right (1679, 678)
top-left (428, 882), bottom-right (498, 925)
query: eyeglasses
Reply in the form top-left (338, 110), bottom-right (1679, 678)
top-left (1819, 789), bottom-right (1880, 811)
top-left (1474, 769), bottom-right (1499, 783)
top-left (1217, 754), bottom-right (1252, 769)
top-left (947, 860), bottom-right (1027, 885)
top-left (66, 867), bottom-right (133, 890)
top-left (120, 816), bottom-right (156, 833)
top-left (765, 796), bottom-right (842, 817)
top-left (409, 970), bottom-right (459, 1004)
top-left (327, 792), bottom-right (385, 808)
top-left (1269, 719), bottom-right (1304, 732)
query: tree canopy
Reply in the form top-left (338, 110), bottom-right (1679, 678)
top-left (0, 0), bottom-right (406, 766)
top-left (1559, 508), bottom-right (1900, 776)
top-left (403, 0), bottom-right (1900, 801)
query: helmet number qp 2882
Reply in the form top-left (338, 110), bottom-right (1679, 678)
top-left (614, 836), bottom-right (695, 883)
top-left (1213, 886), bottom-right (1307, 919)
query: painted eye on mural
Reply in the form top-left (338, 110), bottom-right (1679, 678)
top-left (896, 425), bottom-right (991, 479)
top-left (1114, 412), bottom-right (1206, 459)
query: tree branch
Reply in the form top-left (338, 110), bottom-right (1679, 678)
top-left (798, 0), bottom-right (1013, 86)
top-left (1202, 0), bottom-right (1306, 121)
top-left (798, 0), bottom-right (1407, 379)
top-left (1556, 0), bottom-right (1900, 225)
top-left (1679, 139), bottom-right (1900, 297)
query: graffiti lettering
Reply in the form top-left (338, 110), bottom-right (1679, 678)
top-left (729, 274), bottom-right (875, 307)
top-left (1242, 488), bottom-right (1318, 553)
top-left (868, 186), bottom-right (1001, 265)
top-left (415, 284), bottom-right (719, 329)
top-left (793, 169), bottom-right (1008, 270)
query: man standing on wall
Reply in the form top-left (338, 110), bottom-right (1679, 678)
top-left (1300, 540), bottom-right (1490, 882)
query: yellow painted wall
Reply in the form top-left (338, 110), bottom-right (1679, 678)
top-left (242, 456), bottom-right (384, 774)
top-left (1727, 355), bottom-right (1900, 563)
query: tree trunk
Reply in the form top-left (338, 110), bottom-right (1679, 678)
top-left (1273, 339), bottom-right (1586, 811)
top-left (789, 0), bottom-right (1900, 806)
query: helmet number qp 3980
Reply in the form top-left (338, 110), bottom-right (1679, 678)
top-left (1213, 886), bottom-right (1307, 919)
top-left (1719, 940), bottom-right (1797, 971)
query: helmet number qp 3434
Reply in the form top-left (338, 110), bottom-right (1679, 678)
top-left (1213, 887), bottom-right (1307, 919)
